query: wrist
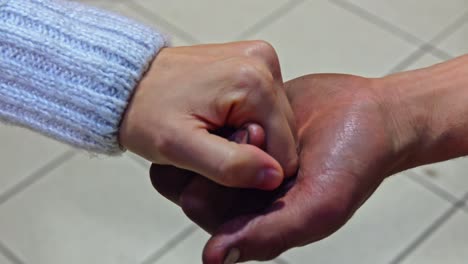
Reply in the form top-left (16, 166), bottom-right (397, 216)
top-left (119, 53), bottom-right (163, 161)
top-left (376, 55), bottom-right (468, 170)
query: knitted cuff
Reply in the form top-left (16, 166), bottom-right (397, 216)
top-left (0, 0), bottom-right (168, 154)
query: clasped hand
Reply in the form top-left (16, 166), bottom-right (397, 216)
top-left (121, 41), bottom-right (441, 264)
top-left (120, 41), bottom-right (298, 191)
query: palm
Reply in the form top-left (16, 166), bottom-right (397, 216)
top-left (150, 74), bottom-right (407, 263)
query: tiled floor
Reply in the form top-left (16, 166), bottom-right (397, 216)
top-left (1, 0), bottom-right (468, 263)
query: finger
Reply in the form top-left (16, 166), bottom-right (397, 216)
top-left (223, 62), bottom-right (298, 178)
top-left (149, 164), bottom-right (260, 235)
top-left (180, 124), bottom-right (272, 233)
top-left (150, 125), bottom-right (269, 234)
top-left (229, 123), bottom-right (265, 148)
top-left (150, 168), bottom-right (236, 234)
top-left (245, 49), bottom-right (299, 177)
top-left (251, 55), bottom-right (299, 174)
top-left (175, 42), bottom-right (292, 140)
top-left (278, 88), bottom-right (298, 144)
top-left (181, 174), bottom-right (281, 235)
top-left (158, 119), bottom-right (283, 190)
top-left (260, 106), bottom-right (299, 177)
top-left (149, 164), bottom-right (193, 206)
top-left (179, 176), bottom-right (238, 234)
top-left (176, 41), bottom-right (297, 151)
top-left (249, 65), bottom-right (298, 177)
top-left (242, 40), bottom-right (283, 83)
top-left (150, 124), bottom-right (265, 206)
top-left (202, 174), bottom-right (349, 264)
top-left (239, 40), bottom-right (297, 145)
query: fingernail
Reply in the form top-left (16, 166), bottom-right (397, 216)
top-left (224, 248), bottom-right (240, 264)
top-left (230, 129), bottom-right (249, 144)
top-left (257, 168), bottom-right (281, 189)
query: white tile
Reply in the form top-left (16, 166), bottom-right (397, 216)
top-left (155, 228), bottom-right (277, 264)
top-left (251, 1), bottom-right (415, 80)
top-left (411, 158), bottom-right (468, 199)
top-left (400, 210), bottom-right (468, 264)
top-left (153, 228), bottom-right (206, 264)
top-left (438, 21), bottom-right (468, 57)
top-left (0, 154), bottom-right (191, 264)
top-left (131, 0), bottom-right (289, 43)
top-left (346, 0), bottom-right (468, 42)
top-left (282, 174), bottom-right (449, 264)
top-left (0, 124), bottom-right (69, 196)
top-left (0, 252), bottom-right (12, 264)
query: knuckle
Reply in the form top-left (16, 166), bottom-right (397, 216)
top-left (229, 58), bottom-right (265, 90)
top-left (253, 79), bottom-right (277, 105)
top-left (228, 59), bottom-right (276, 101)
top-left (244, 40), bottom-right (281, 72)
top-left (255, 40), bottom-right (276, 54)
top-left (257, 70), bottom-right (276, 96)
top-left (216, 148), bottom-right (243, 187)
top-left (245, 40), bottom-right (278, 60)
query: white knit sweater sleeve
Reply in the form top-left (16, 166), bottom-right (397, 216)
top-left (0, 0), bottom-right (169, 154)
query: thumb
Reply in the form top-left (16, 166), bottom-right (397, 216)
top-left (202, 174), bottom-right (351, 264)
top-left (202, 177), bottom-right (302, 264)
top-left (165, 123), bottom-right (283, 190)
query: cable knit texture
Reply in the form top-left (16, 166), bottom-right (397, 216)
top-left (0, 0), bottom-right (168, 154)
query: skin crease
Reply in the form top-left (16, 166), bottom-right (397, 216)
top-left (119, 41), bottom-right (298, 191)
top-left (150, 55), bottom-right (468, 263)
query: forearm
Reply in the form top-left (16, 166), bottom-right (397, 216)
top-left (378, 55), bottom-right (468, 169)
top-left (0, 0), bottom-right (168, 154)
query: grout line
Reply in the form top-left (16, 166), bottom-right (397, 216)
top-left (331, 0), bottom-right (468, 49)
top-left (331, 0), bottom-right (456, 72)
top-left (141, 224), bottom-right (198, 264)
top-left (394, 167), bottom-right (468, 262)
top-left (387, 48), bottom-right (426, 73)
top-left (330, 0), bottom-right (466, 57)
top-left (430, 11), bottom-right (468, 45)
top-left (126, 0), bottom-right (200, 45)
top-left (387, 43), bottom-right (453, 74)
top-left (388, 203), bottom-right (461, 264)
top-left (419, 44), bottom-right (453, 60)
top-left (237, 0), bottom-right (306, 39)
top-left (387, 41), bottom-right (454, 73)
top-left (404, 171), bottom-right (460, 205)
top-left (0, 241), bottom-right (24, 264)
top-left (0, 150), bottom-right (76, 206)
top-left (329, 0), bottom-right (423, 46)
